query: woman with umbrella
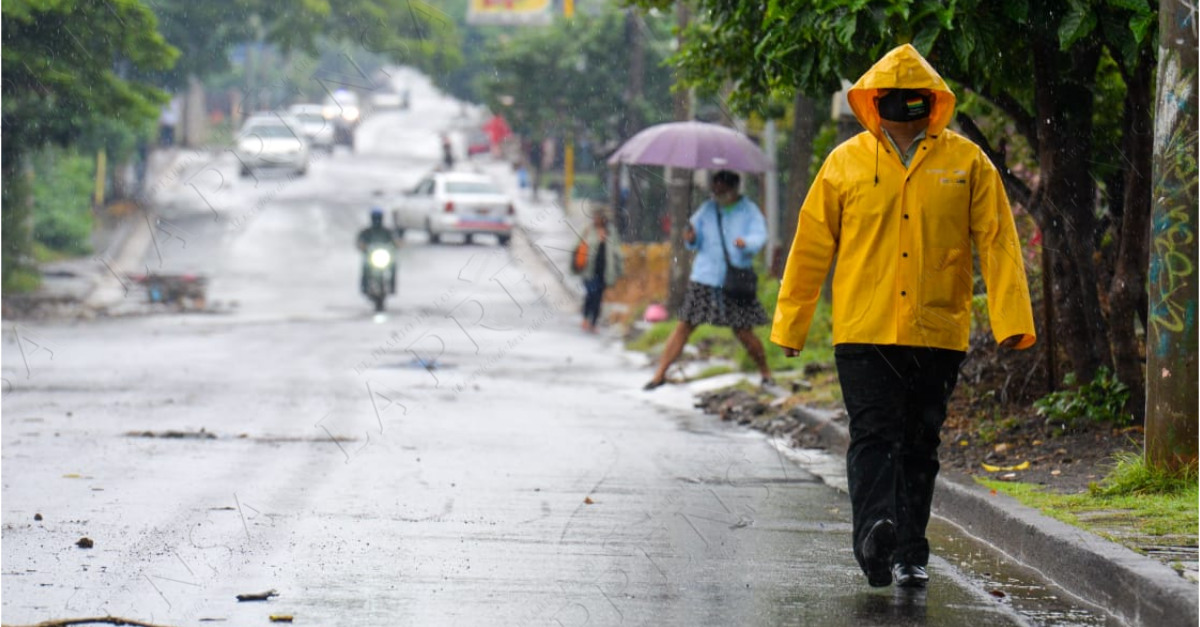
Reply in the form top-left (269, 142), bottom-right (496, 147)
top-left (643, 170), bottom-right (774, 390)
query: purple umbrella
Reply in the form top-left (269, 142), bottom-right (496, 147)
top-left (607, 121), bottom-right (769, 172)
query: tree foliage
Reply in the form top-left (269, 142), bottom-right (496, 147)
top-left (2, 0), bottom-right (179, 149)
top-left (2, 0), bottom-right (179, 288)
top-left (479, 7), bottom-right (676, 156)
top-left (144, 0), bottom-right (461, 87)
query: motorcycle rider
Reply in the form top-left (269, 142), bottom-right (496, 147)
top-left (357, 208), bottom-right (399, 294)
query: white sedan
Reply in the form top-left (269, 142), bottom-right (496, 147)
top-left (233, 114), bottom-right (309, 177)
top-left (393, 172), bottom-right (514, 246)
top-left (287, 104), bottom-right (335, 152)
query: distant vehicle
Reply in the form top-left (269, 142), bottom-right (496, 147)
top-left (368, 87), bottom-right (407, 110)
top-left (234, 114), bottom-right (309, 177)
top-left (322, 90), bottom-right (360, 150)
top-left (392, 171), bottom-right (514, 246)
top-left (287, 104), bottom-right (334, 152)
top-left (466, 128), bottom-right (491, 157)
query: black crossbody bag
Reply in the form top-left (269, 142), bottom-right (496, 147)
top-left (713, 204), bottom-right (758, 301)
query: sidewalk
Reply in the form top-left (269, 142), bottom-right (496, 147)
top-left (6, 149), bottom-right (203, 319)
top-left (481, 157), bottom-right (1199, 627)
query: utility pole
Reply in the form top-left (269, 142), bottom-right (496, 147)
top-left (665, 3), bottom-right (692, 314)
top-left (1145, 0), bottom-right (1198, 473)
top-left (562, 3), bottom-right (577, 213)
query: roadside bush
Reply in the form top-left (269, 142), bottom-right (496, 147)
top-left (1034, 367), bottom-right (1133, 431)
top-left (31, 148), bottom-right (94, 256)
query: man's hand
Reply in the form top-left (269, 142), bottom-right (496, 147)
top-left (999, 335), bottom-right (1023, 349)
top-left (734, 237), bottom-right (746, 248)
top-left (684, 224), bottom-right (696, 244)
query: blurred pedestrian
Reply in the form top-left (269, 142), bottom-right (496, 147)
top-left (572, 209), bottom-right (624, 332)
top-left (643, 170), bottom-right (773, 390)
top-left (771, 43), bottom-right (1036, 589)
top-left (158, 96), bottom-right (180, 148)
top-left (441, 133), bottom-right (454, 169)
top-left (528, 139), bottom-right (544, 199)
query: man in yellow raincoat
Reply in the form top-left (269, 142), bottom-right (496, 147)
top-left (771, 44), bottom-right (1036, 588)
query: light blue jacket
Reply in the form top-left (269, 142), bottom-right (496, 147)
top-left (686, 196), bottom-right (767, 287)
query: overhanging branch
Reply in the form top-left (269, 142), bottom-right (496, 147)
top-left (955, 111), bottom-right (1036, 217)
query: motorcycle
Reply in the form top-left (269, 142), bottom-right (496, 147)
top-left (363, 245), bottom-right (395, 312)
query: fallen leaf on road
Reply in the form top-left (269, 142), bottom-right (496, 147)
top-left (981, 461), bottom-right (1030, 473)
top-left (269, 616), bottom-right (293, 623)
top-left (583, 497), bottom-right (594, 505)
top-left (989, 589), bottom-right (1007, 599)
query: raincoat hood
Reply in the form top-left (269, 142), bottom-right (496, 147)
top-left (847, 44), bottom-right (957, 139)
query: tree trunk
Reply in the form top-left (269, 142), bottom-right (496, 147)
top-left (1, 138), bottom-right (34, 289)
top-left (1146, 0), bottom-right (1199, 473)
top-left (618, 9), bottom-right (646, 240)
top-left (622, 10), bottom-right (645, 141)
top-left (1107, 44), bottom-right (1155, 422)
top-left (666, 3), bottom-right (692, 314)
top-left (778, 92), bottom-right (817, 275)
top-left (1032, 39), bottom-right (1110, 382)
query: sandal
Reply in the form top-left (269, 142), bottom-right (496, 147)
top-left (642, 378), bottom-right (667, 391)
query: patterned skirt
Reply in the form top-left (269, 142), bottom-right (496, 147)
top-left (677, 281), bottom-right (770, 329)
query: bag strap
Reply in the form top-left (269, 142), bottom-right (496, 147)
top-left (712, 202), bottom-right (735, 267)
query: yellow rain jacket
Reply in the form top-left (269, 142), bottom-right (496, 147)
top-left (771, 44), bottom-right (1036, 352)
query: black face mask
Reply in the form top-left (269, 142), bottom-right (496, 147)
top-left (877, 89), bottom-right (931, 122)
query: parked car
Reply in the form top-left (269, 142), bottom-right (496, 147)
top-left (393, 172), bottom-right (514, 246)
top-left (234, 114), bottom-right (309, 177)
top-left (465, 128), bottom-right (491, 157)
top-left (287, 103), bottom-right (334, 152)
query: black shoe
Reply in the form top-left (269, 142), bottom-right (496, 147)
top-left (892, 563), bottom-right (928, 588)
top-left (643, 377), bottom-right (667, 391)
top-left (860, 519), bottom-right (896, 587)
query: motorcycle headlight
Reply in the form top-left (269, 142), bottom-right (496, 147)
top-left (342, 107), bottom-right (360, 122)
top-left (369, 249), bottom-right (391, 268)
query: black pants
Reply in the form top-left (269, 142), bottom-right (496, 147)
top-left (835, 343), bottom-right (965, 572)
top-left (582, 276), bottom-right (606, 326)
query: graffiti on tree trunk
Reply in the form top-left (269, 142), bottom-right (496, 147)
top-left (1149, 51), bottom-right (1198, 357)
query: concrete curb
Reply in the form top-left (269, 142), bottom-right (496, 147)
top-left (788, 406), bottom-right (1198, 627)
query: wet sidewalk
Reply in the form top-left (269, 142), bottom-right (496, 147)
top-left (472, 152), bottom-right (1197, 627)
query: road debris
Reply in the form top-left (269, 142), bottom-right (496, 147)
top-left (235, 590), bottom-right (279, 602)
top-left (75, 537), bottom-right (94, 549)
top-left (1, 617), bottom-right (180, 627)
top-left (126, 429), bottom-right (216, 440)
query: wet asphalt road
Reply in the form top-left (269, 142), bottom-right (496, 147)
top-left (2, 71), bottom-right (1104, 626)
